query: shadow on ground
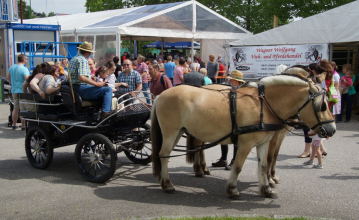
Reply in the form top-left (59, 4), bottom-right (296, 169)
top-left (94, 171), bottom-right (281, 211)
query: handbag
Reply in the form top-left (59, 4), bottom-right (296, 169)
top-left (328, 80), bottom-right (339, 103)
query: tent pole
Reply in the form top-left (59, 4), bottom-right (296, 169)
top-left (116, 32), bottom-right (121, 63)
top-left (161, 38), bottom-right (164, 54)
top-left (191, 0), bottom-right (196, 61)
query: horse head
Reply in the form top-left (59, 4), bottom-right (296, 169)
top-left (280, 67), bottom-right (336, 138)
top-left (298, 79), bottom-right (336, 138)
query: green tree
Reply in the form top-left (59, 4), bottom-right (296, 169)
top-left (18, 0), bottom-right (57, 19)
top-left (85, 0), bottom-right (356, 33)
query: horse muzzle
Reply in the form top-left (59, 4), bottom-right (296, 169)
top-left (318, 122), bottom-right (336, 138)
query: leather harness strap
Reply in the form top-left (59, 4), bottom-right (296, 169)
top-left (228, 85), bottom-right (284, 146)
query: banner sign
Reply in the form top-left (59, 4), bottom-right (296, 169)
top-left (229, 44), bottom-right (329, 79)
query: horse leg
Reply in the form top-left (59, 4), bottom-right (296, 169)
top-left (159, 131), bottom-right (183, 193)
top-left (267, 132), bottom-right (279, 188)
top-left (193, 150), bottom-right (205, 177)
top-left (268, 129), bottom-right (287, 187)
top-left (187, 136), bottom-right (207, 177)
top-left (257, 141), bottom-right (277, 199)
top-left (200, 149), bottom-right (210, 175)
top-left (226, 142), bottom-right (252, 199)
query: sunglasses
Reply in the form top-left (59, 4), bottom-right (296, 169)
top-left (123, 64), bottom-right (131, 66)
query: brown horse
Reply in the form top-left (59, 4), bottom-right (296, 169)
top-left (151, 73), bottom-right (335, 199)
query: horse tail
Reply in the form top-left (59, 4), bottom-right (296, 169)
top-left (151, 98), bottom-right (162, 178)
top-left (186, 135), bottom-right (203, 164)
top-left (186, 135), bottom-right (196, 164)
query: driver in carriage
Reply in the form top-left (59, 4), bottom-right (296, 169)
top-left (68, 42), bottom-right (113, 119)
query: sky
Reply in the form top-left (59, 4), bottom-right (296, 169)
top-left (28, 0), bottom-right (87, 14)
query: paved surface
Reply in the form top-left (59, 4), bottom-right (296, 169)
top-left (0, 103), bottom-right (358, 220)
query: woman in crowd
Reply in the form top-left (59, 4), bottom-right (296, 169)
top-left (338, 64), bottom-right (356, 122)
top-left (173, 57), bottom-right (188, 86)
top-left (298, 61), bottom-right (331, 158)
top-left (199, 68), bottom-right (212, 85)
top-left (38, 65), bottom-right (61, 95)
top-left (25, 62), bottom-right (51, 98)
top-left (136, 55), bottom-right (151, 104)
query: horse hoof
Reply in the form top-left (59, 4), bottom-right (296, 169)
top-left (269, 181), bottom-right (276, 188)
top-left (226, 184), bottom-right (240, 199)
top-left (272, 176), bottom-right (280, 184)
top-left (161, 179), bottom-right (175, 193)
top-left (260, 186), bottom-right (277, 199)
top-left (269, 178), bottom-right (276, 188)
top-left (204, 170), bottom-right (211, 175)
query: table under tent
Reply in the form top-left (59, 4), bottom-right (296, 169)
top-left (24, 1), bottom-right (251, 65)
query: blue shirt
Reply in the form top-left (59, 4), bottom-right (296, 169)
top-left (68, 54), bottom-right (91, 84)
top-left (117, 70), bottom-right (142, 93)
top-left (9, 64), bottom-right (30, 94)
top-left (164, 62), bottom-right (176, 78)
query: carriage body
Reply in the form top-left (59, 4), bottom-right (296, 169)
top-left (20, 87), bottom-right (152, 183)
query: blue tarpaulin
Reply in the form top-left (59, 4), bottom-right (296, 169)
top-left (144, 41), bottom-right (200, 49)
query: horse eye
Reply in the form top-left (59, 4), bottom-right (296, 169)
top-left (321, 102), bottom-right (327, 112)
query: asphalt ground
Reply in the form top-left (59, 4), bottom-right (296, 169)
top-left (0, 103), bottom-right (358, 220)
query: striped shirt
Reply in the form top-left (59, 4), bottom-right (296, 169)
top-left (117, 70), bottom-right (142, 93)
top-left (68, 54), bottom-right (91, 84)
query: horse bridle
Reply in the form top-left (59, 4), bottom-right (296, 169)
top-left (261, 73), bottom-right (334, 136)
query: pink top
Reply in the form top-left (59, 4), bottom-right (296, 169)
top-left (173, 66), bottom-right (184, 86)
top-left (137, 62), bottom-right (149, 83)
top-left (341, 75), bottom-right (353, 87)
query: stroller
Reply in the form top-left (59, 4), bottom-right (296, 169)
top-left (2, 78), bottom-right (20, 127)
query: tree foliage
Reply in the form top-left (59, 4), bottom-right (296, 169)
top-left (85, 0), bottom-right (355, 34)
top-left (18, 0), bottom-right (56, 19)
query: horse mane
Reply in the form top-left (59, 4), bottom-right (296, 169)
top-left (260, 74), bottom-right (307, 87)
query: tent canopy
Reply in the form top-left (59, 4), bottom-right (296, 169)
top-left (144, 41), bottom-right (200, 49)
top-left (24, 1), bottom-right (251, 40)
top-left (230, 0), bottom-right (359, 46)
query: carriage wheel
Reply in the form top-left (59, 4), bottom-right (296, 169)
top-left (75, 133), bottom-right (117, 183)
top-left (25, 127), bottom-right (54, 169)
top-left (124, 124), bottom-right (152, 165)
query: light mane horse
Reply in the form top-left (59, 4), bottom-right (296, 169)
top-left (151, 72), bottom-right (336, 199)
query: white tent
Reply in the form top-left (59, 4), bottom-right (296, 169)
top-left (24, 1), bottom-right (251, 64)
top-left (230, 0), bottom-right (359, 46)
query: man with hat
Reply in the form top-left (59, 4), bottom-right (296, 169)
top-left (68, 41), bottom-right (113, 119)
top-left (212, 70), bottom-right (245, 169)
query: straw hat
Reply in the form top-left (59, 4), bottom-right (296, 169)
top-left (77, 41), bottom-right (95, 53)
top-left (227, 70), bottom-right (245, 83)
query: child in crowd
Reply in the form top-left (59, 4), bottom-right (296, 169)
top-left (303, 132), bottom-right (324, 169)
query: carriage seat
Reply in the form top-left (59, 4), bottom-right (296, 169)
top-left (19, 93), bottom-right (67, 120)
top-left (60, 84), bottom-right (101, 118)
top-left (19, 93), bottom-right (62, 103)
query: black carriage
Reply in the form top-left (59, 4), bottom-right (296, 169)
top-left (20, 84), bottom-right (152, 183)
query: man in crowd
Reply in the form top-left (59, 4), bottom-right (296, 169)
top-left (117, 59), bottom-right (142, 95)
top-left (7, 54), bottom-right (30, 130)
top-left (183, 70), bottom-right (205, 87)
top-left (149, 63), bottom-right (172, 97)
top-left (164, 55), bottom-right (176, 82)
top-left (68, 41), bottom-right (113, 119)
top-left (207, 54), bottom-right (219, 83)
